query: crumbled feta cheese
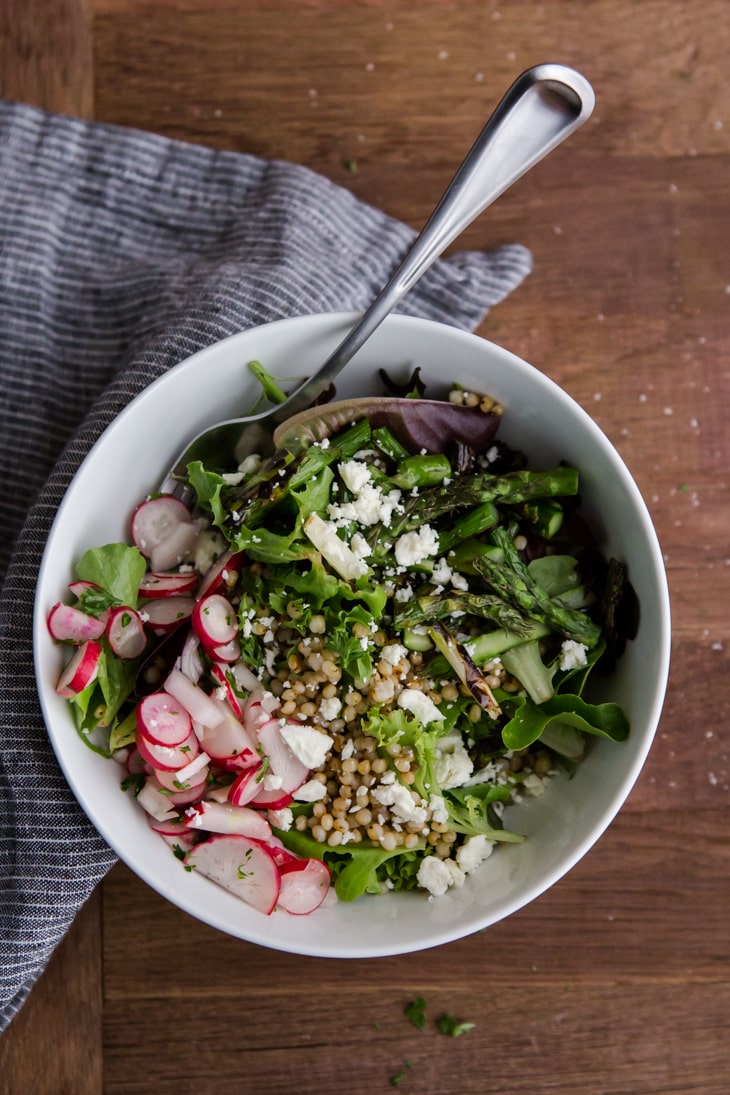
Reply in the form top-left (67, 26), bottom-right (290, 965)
top-left (559, 640), bottom-right (588, 671)
top-left (267, 807), bottom-right (293, 831)
top-left (397, 688), bottom-right (443, 726)
top-left (318, 696), bottom-right (342, 721)
top-left (380, 642), bottom-right (407, 666)
top-left (350, 532), bottom-right (372, 559)
top-left (417, 855), bottom-right (465, 897)
top-left (432, 557), bottom-right (452, 585)
top-left (371, 782), bottom-right (428, 826)
top-left (279, 722), bottom-right (334, 769)
top-left (338, 459), bottom-right (372, 493)
top-left (263, 773), bottom-right (283, 791)
top-left (433, 733), bottom-right (474, 789)
top-left (394, 524), bottom-right (440, 567)
top-left (450, 571), bottom-right (469, 591)
top-left (394, 585), bottom-right (414, 602)
top-left (292, 779), bottom-right (328, 802)
top-left (340, 738), bottom-right (355, 760)
top-left (455, 834), bottom-right (494, 874)
top-left (428, 793), bottom-right (449, 824)
top-left (221, 471), bottom-right (245, 486)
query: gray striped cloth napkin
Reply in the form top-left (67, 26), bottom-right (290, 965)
top-left (0, 98), bottom-right (531, 1030)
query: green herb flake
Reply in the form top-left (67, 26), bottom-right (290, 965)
top-left (390, 1060), bottom-right (414, 1086)
top-left (404, 997), bottom-right (427, 1029)
top-left (436, 1014), bottom-right (475, 1038)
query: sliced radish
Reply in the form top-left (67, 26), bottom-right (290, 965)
top-left (55, 640), bottom-right (103, 698)
top-left (192, 593), bottom-right (238, 649)
top-left (249, 786), bottom-right (295, 810)
top-left (147, 814), bottom-right (194, 838)
top-left (277, 858), bottom-right (331, 916)
top-left (227, 762), bottom-right (265, 807)
top-left (266, 842), bottom-right (301, 870)
top-left (210, 663), bottom-right (244, 718)
top-left (142, 596), bottom-right (195, 633)
top-left (107, 606), bottom-right (147, 660)
top-left (155, 753), bottom-right (210, 792)
top-left (139, 570), bottom-right (199, 599)
top-left (150, 522), bottom-right (200, 573)
top-left (179, 632), bottom-right (205, 684)
top-left (210, 638), bottom-right (240, 664)
top-left (197, 549), bottom-right (244, 600)
top-left (48, 602), bottom-right (107, 643)
top-left (164, 666), bottom-right (225, 730)
top-left (257, 718), bottom-right (309, 793)
top-left (137, 691), bottom-right (192, 747)
top-left (157, 830), bottom-right (197, 853)
top-left (185, 800), bottom-right (273, 841)
top-left (184, 834), bottom-right (281, 915)
top-left (242, 688), bottom-right (280, 736)
top-left (193, 701), bottom-right (259, 771)
top-left (136, 779), bottom-right (179, 822)
top-left (136, 726), bottom-right (200, 772)
top-left (126, 748), bottom-right (153, 776)
top-left (231, 661), bottom-right (261, 694)
top-left (68, 579), bottom-right (101, 599)
top-left (131, 495), bottom-right (193, 557)
top-left (173, 749), bottom-right (212, 786)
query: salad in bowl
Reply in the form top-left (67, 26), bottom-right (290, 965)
top-left (35, 314), bottom-right (670, 956)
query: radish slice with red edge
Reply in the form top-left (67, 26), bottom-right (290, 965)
top-left (131, 495), bottom-right (193, 557)
top-left (135, 726), bottom-right (199, 772)
top-left (155, 752), bottom-right (209, 792)
top-left (164, 666), bottom-right (225, 730)
top-left (185, 800), bottom-right (273, 841)
top-left (55, 640), bottom-right (102, 697)
top-left (227, 762), bottom-right (265, 807)
top-left (277, 858), bottom-right (331, 916)
top-left (210, 663), bottom-right (244, 718)
top-left (137, 691), bottom-right (192, 747)
top-left (126, 748), bottom-right (152, 776)
top-left (48, 602), bottom-right (107, 643)
top-left (107, 606), bottom-right (147, 660)
top-left (249, 786), bottom-right (295, 810)
top-left (138, 570), bottom-right (199, 599)
top-left (210, 638), bottom-right (240, 664)
top-left (184, 834), bottom-right (281, 915)
top-left (197, 549), bottom-right (244, 600)
top-left (193, 701), bottom-right (259, 771)
top-left (67, 579), bottom-right (101, 599)
top-left (242, 689), bottom-right (280, 736)
top-left (147, 814), bottom-right (194, 837)
top-left (192, 593), bottom-right (238, 649)
top-left (142, 595), bottom-right (195, 633)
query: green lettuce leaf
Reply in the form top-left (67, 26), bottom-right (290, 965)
top-left (75, 543), bottom-right (146, 608)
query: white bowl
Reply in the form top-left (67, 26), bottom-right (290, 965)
top-left (34, 313), bottom-right (671, 956)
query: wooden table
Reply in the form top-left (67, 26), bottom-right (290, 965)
top-left (1, 3), bottom-right (728, 1092)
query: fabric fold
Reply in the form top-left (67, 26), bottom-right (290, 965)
top-left (0, 98), bottom-right (531, 1031)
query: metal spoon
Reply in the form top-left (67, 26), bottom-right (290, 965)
top-left (161, 62), bottom-right (594, 492)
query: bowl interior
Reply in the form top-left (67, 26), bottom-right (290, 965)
top-left (34, 313), bottom-right (671, 957)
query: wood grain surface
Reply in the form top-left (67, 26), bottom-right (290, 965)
top-left (1, 2), bottom-right (728, 1093)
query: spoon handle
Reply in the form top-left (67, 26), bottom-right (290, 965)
top-left (272, 63), bottom-right (594, 424)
